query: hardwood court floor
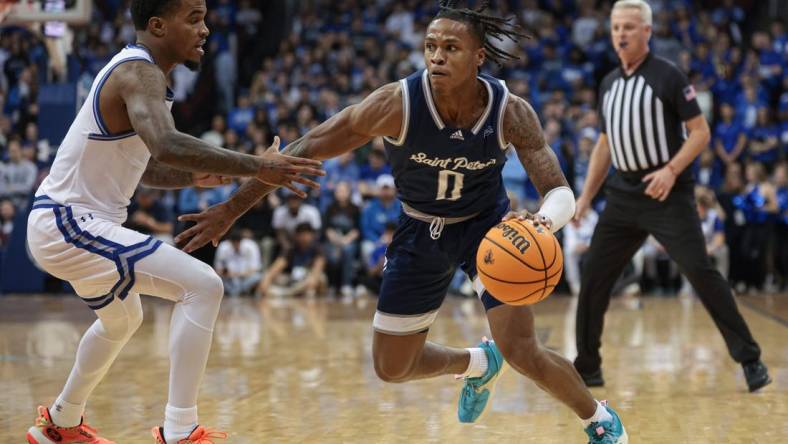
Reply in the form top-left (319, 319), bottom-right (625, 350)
top-left (1, 293), bottom-right (786, 443)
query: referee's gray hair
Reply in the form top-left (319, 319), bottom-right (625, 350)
top-left (612, 0), bottom-right (653, 26)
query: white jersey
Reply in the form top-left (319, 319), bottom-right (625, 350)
top-left (36, 44), bottom-right (174, 224)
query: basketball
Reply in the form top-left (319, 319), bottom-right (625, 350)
top-left (476, 218), bottom-right (563, 305)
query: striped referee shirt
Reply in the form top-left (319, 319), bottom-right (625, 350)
top-left (599, 53), bottom-right (702, 176)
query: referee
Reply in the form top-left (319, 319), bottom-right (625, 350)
top-left (573, 0), bottom-right (771, 392)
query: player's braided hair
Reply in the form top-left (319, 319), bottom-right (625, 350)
top-left (434, 0), bottom-right (530, 66)
top-left (130, 0), bottom-right (181, 31)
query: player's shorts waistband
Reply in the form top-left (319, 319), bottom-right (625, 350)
top-left (32, 195), bottom-right (120, 221)
top-left (401, 203), bottom-right (479, 225)
top-left (31, 195), bottom-right (63, 210)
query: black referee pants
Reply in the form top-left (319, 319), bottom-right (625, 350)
top-left (574, 189), bottom-right (762, 374)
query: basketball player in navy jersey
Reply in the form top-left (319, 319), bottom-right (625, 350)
top-left (178, 1), bottom-right (627, 442)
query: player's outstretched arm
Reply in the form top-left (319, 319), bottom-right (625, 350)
top-left (174, 82), bottom-right (404, 252)
top-left (140, 157), bottom-right (233, 189)
top-left (117, 61), bottom-right (323, 186)
top-left (503, 95), bottom-right (575, 232)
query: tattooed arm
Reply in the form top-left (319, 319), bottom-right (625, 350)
top-left (140, 158), bottom-right (194, 189)
top-left (502, 95), bottom-right (574, 231)
top-left (503, 95), bottom-right (569, 193)
top-left (174, 82), bottom-right (404, 252)
top-left (114, 61), bottom-right (322, 187)
top-left (140, 158), bottom-right (233, 189)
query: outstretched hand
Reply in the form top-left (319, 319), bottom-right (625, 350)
top-left (256, 136), bottom-right (325, 197)
top-left (501, 209), bottom-right (553, 231)
top-left (175, 203), bottom-right (235, 253)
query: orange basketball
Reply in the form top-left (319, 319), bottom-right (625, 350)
top-left (476, 218), bottom-right (563, 305)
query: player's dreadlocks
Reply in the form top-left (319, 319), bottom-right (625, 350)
top-left (434, 0), bottom-right (530, 66)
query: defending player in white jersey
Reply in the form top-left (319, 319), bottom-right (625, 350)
top-left (25, 1), bottom-right (323, 443)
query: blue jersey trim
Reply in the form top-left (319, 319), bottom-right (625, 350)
top-left (92, 57), bottom-right (152, 136)
top-left (125, 43), bottom-right (153, 58)
top-left (87, 131), bottom-right (137, 141)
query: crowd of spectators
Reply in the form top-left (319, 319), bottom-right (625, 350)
top-left (0, 0), bottom-right (785, 297)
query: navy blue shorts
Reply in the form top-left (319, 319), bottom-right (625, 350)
top-left (373, 196), bottom-right (509, 335)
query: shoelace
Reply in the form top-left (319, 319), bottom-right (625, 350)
top-left (429, 217), bottom-right (445, 240)
top-left (188, 429), bottom-right (228, 444)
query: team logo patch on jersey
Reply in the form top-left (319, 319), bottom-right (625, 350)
top-left (450, 130), bottom-right (464, 141)
top-left (483, 125), bottom-right (494, 138)
top-left (683, 85), bottom-right (697, 102)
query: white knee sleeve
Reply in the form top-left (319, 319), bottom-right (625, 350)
top-left (93, 293), bottom-right (144, 341)
top-left (180, 263), bottom-right (224, 331)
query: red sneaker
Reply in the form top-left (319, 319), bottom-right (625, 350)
top-left (26, 405), bottom-right (115, 444)
top-left (151, 425), bottom-right (228, 444)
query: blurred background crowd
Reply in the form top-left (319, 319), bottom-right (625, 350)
top-left (0, 0), bottom-right (785, 300)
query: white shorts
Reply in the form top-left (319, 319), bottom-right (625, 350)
top-left (27, 196), bottom-right (164, 308)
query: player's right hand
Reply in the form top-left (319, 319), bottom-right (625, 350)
top-left (256, 136), bottom-right (325, 197)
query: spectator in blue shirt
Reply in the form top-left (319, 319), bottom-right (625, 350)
top-left (358, 144), bottom-right (392, 197)
top-left (734, 83), bottom-right (766, 130)
top-left (748, 108), bottom-right (780, 169)
top-left (319, 152), bottom-right (361, 210)
top-left (227, 94), bottom-right (255, 134)
top-left (361, 174), bottom-right (400, 262)
top-left (715, 102), bottom-right (748, 168)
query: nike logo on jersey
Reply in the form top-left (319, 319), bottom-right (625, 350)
top-left (450, 130), bottom-right (464, 141)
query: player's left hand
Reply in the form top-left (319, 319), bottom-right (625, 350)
top-left (193, 173), bottom-right (232, 188)
top-left (502, 210), bottom-right (553, 230)
top-left (175, 203), bottom-right (236, 253)
top-left (642, 165), bottom-right (676, 201)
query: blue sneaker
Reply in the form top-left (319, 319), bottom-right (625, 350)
top-left (457, 338), bottom-right (507, 423)
top-left (584, 401), bottom-right (628, 444)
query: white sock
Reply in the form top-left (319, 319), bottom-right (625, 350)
top-left (581, 400), bottom-right (613, 427)
top-left (460, 347), bottom-right (488, 378)
top-left (49, 397), bottom-right (84, 428)
top-left (163, 404), bottom-right (198, 443)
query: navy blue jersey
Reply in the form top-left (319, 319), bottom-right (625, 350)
top-left (383, 70), bottom-right (510, 217)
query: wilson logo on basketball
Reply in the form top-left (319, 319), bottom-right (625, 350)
top-left (484, 249), bottom-right (494, 265)
top-left (495, 223), bottom-right (531, 254)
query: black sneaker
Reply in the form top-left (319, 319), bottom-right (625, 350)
top-left (580, 368), bottom-right (605, 387)
top-left (743, 360), bottom-right (772, 392)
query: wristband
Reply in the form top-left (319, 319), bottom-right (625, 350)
top-left (536, 186), bottom-right (575, 233)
